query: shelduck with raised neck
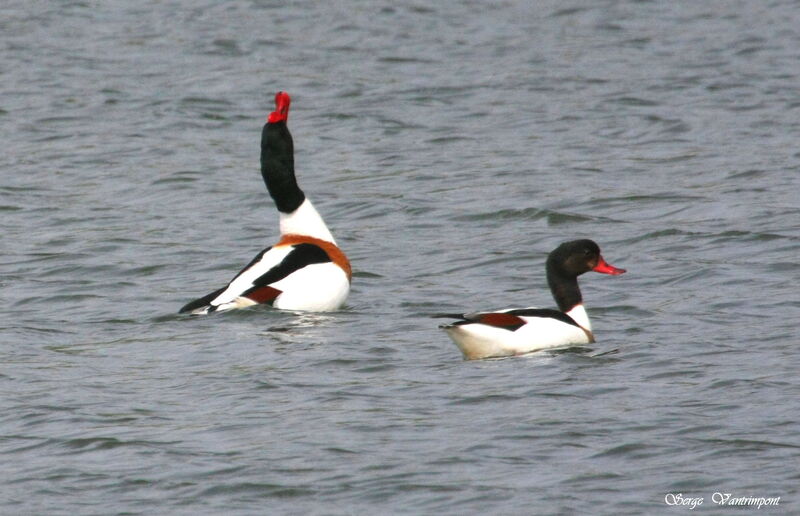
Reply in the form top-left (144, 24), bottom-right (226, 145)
top-left (179, 91), bottom-right (351, 315)
top-left (438, 239), bottom-right (625, 360)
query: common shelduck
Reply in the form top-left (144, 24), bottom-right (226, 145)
top-left (179, 92), bottom-right (351, 314)
top-left (438, 239), bottom-right (625, 360)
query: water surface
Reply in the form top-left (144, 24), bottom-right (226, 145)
top-left (2, 1), bottom-right (799, 514)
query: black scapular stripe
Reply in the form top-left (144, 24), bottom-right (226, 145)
top-left (235, 246), bottom-right (272, 276)
top-left (433, 312), bottom-right (526, 331)
top-left (505, 308), bottom-right (580, 327)
top-left (243, 243), bottom-right (331, 295)
top-left (434, 309), bottom-right (579, 331)
top-left (178, 244), bottom-right (332, 314)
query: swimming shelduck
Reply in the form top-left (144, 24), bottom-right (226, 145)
top-left (179, 92), bottom-right (351, 314)
top-left (438, 239), bottom-right (625, 359)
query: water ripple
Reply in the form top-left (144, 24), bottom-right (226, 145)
top-left (3, 1), bottom-right (800, 514)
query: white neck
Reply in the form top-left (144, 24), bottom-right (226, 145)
top-left (279, 198), bottom-right (336, 243)
top-left (566, 304), bottom-right (591, 332)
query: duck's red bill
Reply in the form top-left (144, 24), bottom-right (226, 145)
top-left (267, 91), bottom-right (291, 123)
top-left (593, 256), bottom-right (626, 275)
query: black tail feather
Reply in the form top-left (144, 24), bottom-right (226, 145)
top-left (179, 287), bottom-right (225, 314)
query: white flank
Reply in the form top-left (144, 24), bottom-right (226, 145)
top-left (445, 310), bottom-right (592, 360)
top-left (190, 198), bottom-right (348, 314)
top-left (211, 246), bottom-right (294, 306)
top-left (280, 199), bottom-right (336, 243)
top-left (565, 304), bottom-right (591, 332)
top-left (271, 262), bottom-right (350, 311)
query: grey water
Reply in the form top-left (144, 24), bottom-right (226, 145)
top-left (2, 1), bottom-right (799, 514)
